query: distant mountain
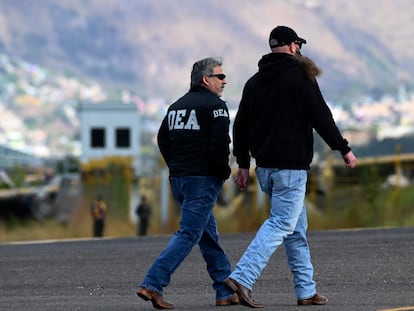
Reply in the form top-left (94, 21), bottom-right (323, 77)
top-left (0, 0), bottom-right (413, 106)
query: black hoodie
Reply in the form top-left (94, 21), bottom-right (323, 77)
top-left (233, 52), bottom-right (351, 170)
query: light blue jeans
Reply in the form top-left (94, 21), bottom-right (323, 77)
top-left (229, 168), bottom-right (317, 300)
top-left (140, 176), bottom-right (234, 301)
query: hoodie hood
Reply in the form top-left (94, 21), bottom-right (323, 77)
top-left (258, 52), bottom-right (298, 81)
top-left (258, 52), bottom-right (322, 81)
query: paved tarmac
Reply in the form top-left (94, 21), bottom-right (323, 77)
top-left (1, 227), bottom-right (414, 311)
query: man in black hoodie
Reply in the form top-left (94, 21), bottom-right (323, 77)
top-left (225, 26), bottom-right (356, 308)
top-left (137, 57), bottom-right (238, 309)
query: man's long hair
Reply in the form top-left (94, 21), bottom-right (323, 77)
top-left (294, 52), bottom-right (322, 79)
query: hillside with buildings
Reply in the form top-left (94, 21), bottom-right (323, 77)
top-left (0, 51), bottom-right (413, 164)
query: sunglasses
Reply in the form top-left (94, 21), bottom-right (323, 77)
top-left (294, 40), bottom-right (303, 49)
top-left (208, 74), bottom-right (226, 80)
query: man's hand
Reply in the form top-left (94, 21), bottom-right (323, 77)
top-left (343, 151), bottom-right (357, 168)
top-left (234, 168), bottom-right (249, 190)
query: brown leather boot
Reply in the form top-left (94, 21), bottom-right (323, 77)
top-left (137, 287), bottom-right (174, 309)
top-left (224, 278), bottom-right (264, 308)
top-left (216, 293), bottom-right (240, 306)
top-left (297, 293), bottom-right (328, 305)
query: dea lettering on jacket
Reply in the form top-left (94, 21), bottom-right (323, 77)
top-left (167, 108), bottom-right (229, 131)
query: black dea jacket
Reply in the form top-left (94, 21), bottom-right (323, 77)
top-left (157, 86), bottom-right (231, 180)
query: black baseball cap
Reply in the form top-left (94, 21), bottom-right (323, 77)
top-left (269, 25), bottom-right (307, 48)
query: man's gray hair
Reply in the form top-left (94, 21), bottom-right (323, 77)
top-left (190, 57), bottom-right (222, 88)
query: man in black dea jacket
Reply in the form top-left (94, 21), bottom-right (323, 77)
top-left (225, 26), bottom-right (357, 308)
top-left (137, 57), bottom-right (238, 309)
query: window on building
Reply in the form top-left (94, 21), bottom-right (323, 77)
top-left (116, 128), bottom-right (130, 148)
top-left (91, 128), bottom-right (105, 148)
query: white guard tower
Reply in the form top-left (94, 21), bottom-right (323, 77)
top-left (79, 102), bottom-right (141, 175)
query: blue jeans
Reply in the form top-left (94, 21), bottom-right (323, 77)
top-left (140, 176), bottom-right (234, 300)
top-left (229, 168), bottom-right (316, 300)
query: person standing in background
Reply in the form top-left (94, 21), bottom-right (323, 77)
top-left (135, 195), bottom-right (152, 236)
top-left (225, 25), bottom-right (357, 308)
top-left (90, 195), bottom-right (107, 237)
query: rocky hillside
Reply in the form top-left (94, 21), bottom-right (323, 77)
top-left (0, 0), bottom-right (412, 105)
